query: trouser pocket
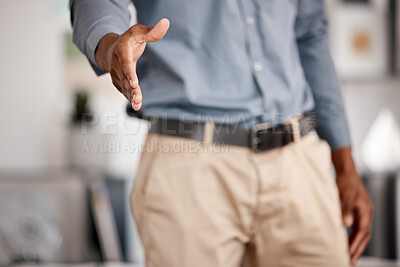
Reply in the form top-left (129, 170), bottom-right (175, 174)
top-left (130, 133), bottom-right (160, 230)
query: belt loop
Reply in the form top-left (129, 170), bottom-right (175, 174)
top-left (203, 121), bottom-right (215, 144)
top-left (286, 116), bottom-right (301, 142)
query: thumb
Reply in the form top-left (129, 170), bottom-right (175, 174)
top-left (342, 191), bottom-right (356, 227)
top-left (142, 18), bottom-right (170, 43)
top-left (343, 212), bottom-right (354, 228)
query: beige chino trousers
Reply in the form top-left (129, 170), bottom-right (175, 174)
top-left (130, 129), bottom-right (350, 267)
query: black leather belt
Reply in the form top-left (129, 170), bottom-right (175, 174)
top-left (145, 112), bottom-right (316, 153)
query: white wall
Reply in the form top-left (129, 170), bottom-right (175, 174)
top-left (0, 0), bottom-right (65, 170)
top-left (0, 1), bottom-right (144, 176)
top-left (0, 2), bottom-right (144, 262)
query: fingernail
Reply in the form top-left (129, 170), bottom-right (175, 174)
top-left (344, 214), bottom-right (353, 227)
top-left (131, 94), bottom-right (136, 104)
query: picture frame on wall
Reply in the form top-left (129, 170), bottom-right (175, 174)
top-left (393, 0), bottom-right (399, 75)
top-left (329, 0), bottom-right (390, 80)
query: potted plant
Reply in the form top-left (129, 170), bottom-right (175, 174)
top-left (68, 90), bottom-right (107, 171)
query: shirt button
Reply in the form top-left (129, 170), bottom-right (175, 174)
top-left (246, 16), bottom-right (255, 26)
top-left (254, 61), bottom-right (263, 72)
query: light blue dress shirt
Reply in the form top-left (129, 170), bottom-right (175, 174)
top-left (70, 0), bottom-right (351, 150)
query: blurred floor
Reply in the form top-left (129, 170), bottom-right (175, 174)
top-left (8, 257), bottom-right (400, 267)
top-left (357, 257), bottom-right (400, 267)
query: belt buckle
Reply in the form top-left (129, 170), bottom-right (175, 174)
top-left (250, 121), bottom-right (273, 153)
top-left (282, 114), bottom-right (303, 142)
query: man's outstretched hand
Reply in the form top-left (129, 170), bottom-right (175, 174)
top-left (332, 147), bottom-right (373, 266)
top-left (95, 18), bottom-right (170, 110)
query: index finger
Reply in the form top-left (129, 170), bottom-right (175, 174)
top-left (349, 203), bottom-right (372, 256)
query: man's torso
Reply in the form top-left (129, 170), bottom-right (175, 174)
top-left (133, 0), bottom-right (315, 127)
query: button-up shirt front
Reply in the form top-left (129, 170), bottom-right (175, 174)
top-left (70, 0), bottom-right (351, 149)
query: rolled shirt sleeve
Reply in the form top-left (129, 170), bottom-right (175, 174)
top-left (295, 0), bottom-right (352, 150)
top-left (69, 0), bottom-right (132, 76)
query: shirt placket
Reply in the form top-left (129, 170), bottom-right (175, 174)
top-left (237, 0), bottom-right (271, 122)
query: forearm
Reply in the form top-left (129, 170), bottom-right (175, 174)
top-left (69, 0), bottom-right (131, 75)
top-left (332, 146), bottom-right (357, 175)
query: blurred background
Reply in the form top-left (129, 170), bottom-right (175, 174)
top-left (0, 0), bottom-right (399, 266)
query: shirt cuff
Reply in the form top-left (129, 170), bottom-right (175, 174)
top-left (317, 117), bottom-right (352, 151)
top-left (85, 20), bottom-right (127, 76)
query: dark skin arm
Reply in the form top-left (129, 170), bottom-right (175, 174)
top-left (332, 147), bottom-right (373, 266)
